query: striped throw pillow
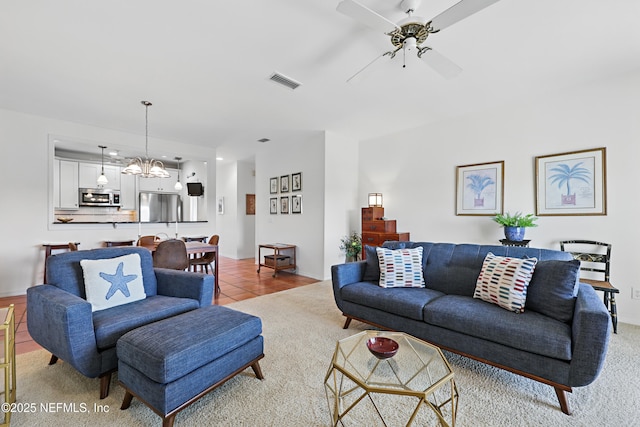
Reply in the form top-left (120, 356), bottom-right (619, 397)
top-left (473, 252), bottom-right (538, 313)
top-left (376, 247), bottom-right (425, 288)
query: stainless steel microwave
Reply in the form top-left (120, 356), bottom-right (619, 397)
top-left (79, 188), bottom-right (121, 207)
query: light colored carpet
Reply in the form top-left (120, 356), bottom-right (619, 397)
top-left (12, 281), bottom-right (640, 426)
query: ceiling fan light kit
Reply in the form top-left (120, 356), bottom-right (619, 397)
top-left (337, 0), bottom-right (501, 80)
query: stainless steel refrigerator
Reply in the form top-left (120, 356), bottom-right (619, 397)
top-left (139, 193), bottom-right (183, 222)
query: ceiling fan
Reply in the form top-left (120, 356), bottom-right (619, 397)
top-left (337, 0), bottom-right (501, 81)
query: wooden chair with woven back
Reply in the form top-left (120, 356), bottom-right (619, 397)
top-left (560, 240), bottom-right (619, 333)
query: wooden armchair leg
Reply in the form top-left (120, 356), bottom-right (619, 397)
top-left (343, 316), bottom-right (352, 329)
top-left (99, 372), bottom-right (112, 399)
top-left (48, 354), bottom-right (59, 365)
top-left (554, 387), bottom-right (572, 415)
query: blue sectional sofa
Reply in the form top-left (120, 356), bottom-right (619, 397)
top-left (331, 241), bottom-right (612, 414)
top-left (27, 246), bottom-right (214, 398)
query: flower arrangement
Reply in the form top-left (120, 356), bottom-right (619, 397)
top-left (339, 232), bottom-right (362, 260)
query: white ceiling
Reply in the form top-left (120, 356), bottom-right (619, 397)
top-left (2, 1), bottom-right (639, 162)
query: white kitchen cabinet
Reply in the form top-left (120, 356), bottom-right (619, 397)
top-left (78, 163), bottom-right (121, 190)
top-left (120, 173), bottom-right (137, 211)
top-left (137, 168), bottom-right (179, 193)
top-left (56, 159), bottom-right (79, 209)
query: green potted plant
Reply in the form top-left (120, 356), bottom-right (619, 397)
top-left (492, 211), bottom-right (538, 242)
top-left (339, 232), bottom-right (362, 262)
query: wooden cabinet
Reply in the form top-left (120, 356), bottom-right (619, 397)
top-left (55, 159), bottom-right (79, 210)
top-left (361, 207), bottom-right (410, 258)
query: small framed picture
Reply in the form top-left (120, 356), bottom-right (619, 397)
top-left (270, 177), bottom-right (279, 194)
top-left (291, 195), bottom-right (302, 214)
top-left (280, 174), bottom-right (290, 193)
top-left (292, 172), bottom-right (302, 192)
top-left (280, 196), bottom-right (289, 214)
top-left (217, 196), bottom-right (224, 215)
top-left (270, 197), bottom-right (278, 214)
top-left (246, 194), bottom-right (255, 215)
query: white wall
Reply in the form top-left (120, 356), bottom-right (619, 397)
top-left (255, 132), bottom-right (326, 279)
top-left (324, 131), bottom-right (360, 277)
top-left (237, 160), bottom-right (256, 259)
top-left (359, 70), bottom-right (640, 326)
top-left (0, 108), bottom-right (217, 296)
top-left (215, 159), bottom-right (256, 259)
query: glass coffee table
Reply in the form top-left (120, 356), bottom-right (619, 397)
top-left (324, 331), bottom-right (458, 426)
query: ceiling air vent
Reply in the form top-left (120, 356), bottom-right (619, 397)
top-left (257, 138), bottom-right (270, 143)
top-left (269, 72), bottom-right (301, 90)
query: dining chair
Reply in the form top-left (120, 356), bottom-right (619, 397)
top-left (68, 242), bottom-right (79, 251)
top-left (189, 235), bottom-right (219, 274)
top-left (136, 235), bottom-right (157, 246)
top-left (559, 240), bottom-right (619, 333)
top-left (153, 239), bottom-right (190, 270)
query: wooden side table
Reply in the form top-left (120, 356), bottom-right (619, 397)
top-left (0, 305), bottom-right (16, 427)
top-left (257, 244), bottom-right (296, 277)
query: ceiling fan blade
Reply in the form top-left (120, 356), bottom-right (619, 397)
top-left (430, 0), bottom-right (501, 32)
top-left (346, 52), bottom-right (388, 83)
top-left (419, 48), bottom-right (462, 79)
top-left (337, 0), bottom-right (400, 34)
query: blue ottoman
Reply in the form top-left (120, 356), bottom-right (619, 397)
top-left (117, 305), bottom-right (264, 427)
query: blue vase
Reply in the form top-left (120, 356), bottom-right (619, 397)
top-left (504, 226), bottom-right (525, 241)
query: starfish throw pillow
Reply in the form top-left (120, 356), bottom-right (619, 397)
top-left (80, 253), bottom-right (146, 312)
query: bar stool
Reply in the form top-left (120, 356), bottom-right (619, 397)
top-left (42, 242), bottom-right (80, 283)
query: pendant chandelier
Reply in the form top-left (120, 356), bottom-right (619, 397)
top-left (174, 157), bottom-right (183, 191)
top-left (121, 101), bottom-right (170, 178)
top-left (97, 145), bottom-right (109, 186)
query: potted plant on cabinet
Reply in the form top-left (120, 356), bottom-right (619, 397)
top-left (492, 212), bottom-right (538, 242)
top-left (339, 232), bottom-right (362, 262)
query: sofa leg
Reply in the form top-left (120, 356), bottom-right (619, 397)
top-left (251, 361), bottom-right (265, 380)
top-left (343, 316), bottom-right (352, 329)
top-left (48, 354), bottom-right (58, 365)
top-left (99, 373), bottom-right (112, 399)
top-left (554, 387), bottom-right (572, 415)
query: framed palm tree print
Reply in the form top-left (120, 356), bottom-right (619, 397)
top-left (456, 161), bottom-right (504, 216)
top-left (535, 147), bottom-right (606, 216)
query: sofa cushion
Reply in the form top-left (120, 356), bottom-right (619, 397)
top-left (341, 281), bottom-right (444, 321)
top-left (377, 247), bottom-right (425, 288)
top-left (93, 295), bottom-right (199, 350)
top-left (362, 245), bottom-right (380, 282)
top-left (424, 295), bottom-right (572, 361)
top-left (81, 254), bottom-right (146, 312)
top-left (473, 252), bottom-right (537, 313)
top-left (526, 259), bottom-right (580, 323)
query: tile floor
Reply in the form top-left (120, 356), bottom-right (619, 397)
top-left (1, 256), bottom-right (318, 355)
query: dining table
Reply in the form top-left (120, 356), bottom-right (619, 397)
top-left (139, 241), bottom-right (219, 293)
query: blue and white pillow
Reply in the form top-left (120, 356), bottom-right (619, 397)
top-left (80, 253), bottom-right (146, 312)
top-left (376, 247), bottom-right (425, 288)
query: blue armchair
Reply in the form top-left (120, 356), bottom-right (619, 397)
top-left (27, 246), bottom-right (214, 398)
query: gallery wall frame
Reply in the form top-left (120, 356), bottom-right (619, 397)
top-left (270, 197), bottom-right (278, 214)
top-left (280, 175), bottom-right (290, 193)
top-left (291, 195), bottom-right (302, 214)
top-left (292, 172), bottom-right (302, 192)
top-left (270, 177), bottom-right (279, 194)
top-left (455, 160), bottom-right (504, 216)
top-left (280, 196), bottom-right (289, 214)
top-left (535, 147), bottom-right (607, 216)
